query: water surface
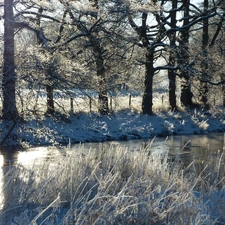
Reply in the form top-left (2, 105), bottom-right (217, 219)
top-left (0, 132), bottom-right (224, 209)
top-left (0, 132), bottom-right (224, 166)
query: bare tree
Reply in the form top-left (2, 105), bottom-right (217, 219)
top-left (127, 1), bottom-right (183, 114)
top-left (89, 0), bottom-right (109, 115)
top-left (208, 1), bottom-right (225, 106)
top-left (128, 11), bottom-right (155, 115)
top-left (199, 0), bottom-right (210, 108)
top-left (185, 0), bottom-right (225, 107)
top-left (179, 0), bottom-right (194, 108)
top-left (48, 0), bottom-right (131, 115)
top-left (0, 0), bottom-right (67, 144)
top-left (2, 0), bottom-right (18, 120)
top-left (168, 0), bottom-right (178, 111)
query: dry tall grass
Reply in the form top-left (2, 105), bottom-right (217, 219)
top-left (15, 89), bottom-right (169, 117)
top-left (0, 144), bottom-right (225, 224)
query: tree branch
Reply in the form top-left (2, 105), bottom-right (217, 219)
top-left (14, 11), bottom-right (62, 23)
top-left (128, 14), bottom-right (140, 34)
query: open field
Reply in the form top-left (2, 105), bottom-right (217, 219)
top-left (11, 77), bottom-right (225, 117)
top-left (14, 89), bottom-right (168, 116)
top-left (0, 144), bottom-right (225, 224)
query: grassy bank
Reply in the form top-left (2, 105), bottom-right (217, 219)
top-left (0, 144), bottom-right (225, 224)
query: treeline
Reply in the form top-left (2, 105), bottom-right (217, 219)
top-left (1, 0), bottom-right (225, 119)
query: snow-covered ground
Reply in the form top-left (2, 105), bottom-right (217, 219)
top-left (2, 105), bottom-right (224, 147)
top-left (0, 87), bottom-right (224, 146)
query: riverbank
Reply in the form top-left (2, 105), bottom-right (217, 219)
top-left (1, 107), bottom-right (225, 224)
top-left (2, 106), bottom-right (225, 147)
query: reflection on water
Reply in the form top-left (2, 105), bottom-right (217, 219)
top-left (0, 133), bottom-right (224, 167)
top-left (113, 132), bottom-right (225, 176)
top-left (0, 146), bottom-right (67, 210)
top-left (0, 132), bottom-right (224, 209)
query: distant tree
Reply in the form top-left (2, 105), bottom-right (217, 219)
top-left (10, 1), bottom-right (79, 115)
top-left (128, 12), bottom-right (153, 114)
top-left (128, 1), bottom-right (168, 114)
top-left (34, 6), bottom-right (59, 115)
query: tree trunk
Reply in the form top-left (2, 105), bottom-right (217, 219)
top-left (168, 0), bottom-right (177, 111)
top-left (142, 51), bottom-right (154, 115)
top-left (200, 82), bottom-right (209, 108)
top-left (90, 0), bottom-right (108, 115)
top-left (199, 0), bottom-right (209, 109)
top-left (138, 12), bottom-right (154, 115)
top-left (2, 0), bottom-right (18, 120)
top-left (45, 60), bottom-right (56, 115)
top-left (180, 77), bottom-right (193, 107)
top-left (46, 84), bottom-right (54, 115)
top-left (168, 69), bottom-right (177, 110)
top-left (180, 0), bottom-right (193, 108)
top-left (93, 42), bottom-right (108, 115)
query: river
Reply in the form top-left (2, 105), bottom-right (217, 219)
top-left (0, 132), bottom-right (224, 212)
top-left (0, 132), bottom-right (224, 167)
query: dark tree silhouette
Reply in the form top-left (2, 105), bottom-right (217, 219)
top-left (2, 0), bottom-right (18, 120)
top-left (199, 0), bottom-right (210, 108)
top-left (179, 0), bottom-right (194, 108)
top-left (90, 0), bottom-right (109, 115)
top-left (168, 0), bottom-right (178, 111)
top-left (128, 10), bottom-right (164, 115)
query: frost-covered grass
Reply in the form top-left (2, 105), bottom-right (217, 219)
top-left (1, 144), bottom-right (225, 225)
top-left (0, 88), bottom-right (223, 146)
top-left (1, 98), bottom-right (225, 147)
top-left (15, 89), bottom-right (169, 116)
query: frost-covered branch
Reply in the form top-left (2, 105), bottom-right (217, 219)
top-left (14, 11), bottom-right (62, 23)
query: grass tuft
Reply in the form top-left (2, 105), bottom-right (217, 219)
top-left (0, 144), bottom-right (225, 224)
